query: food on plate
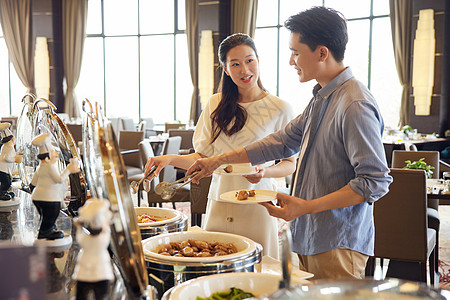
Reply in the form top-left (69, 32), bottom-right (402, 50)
top-left (137, 214), bottom-right (165, 224)
top-left (196, 287), bottom-right (255, 300)
top-left (235, 190), bottom-right (256, 200)
top-left (224, 165), bottom-right (233, 173)
top-left (156, 239), bottom-right (238, 257)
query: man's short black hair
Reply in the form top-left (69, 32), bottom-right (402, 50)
top-left (284, 6), bottom-right (348, 62)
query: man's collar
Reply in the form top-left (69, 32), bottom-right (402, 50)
top-left (313, 67), bottom-right (353, 99)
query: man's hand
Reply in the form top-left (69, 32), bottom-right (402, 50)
top-left (186, 156), bottom-right (222, 184)
top-left (259, 193), bottom-right (310, 221)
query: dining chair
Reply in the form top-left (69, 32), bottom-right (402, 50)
top-left (189, 177), bottom-right (212, 227)
top-left (119, 130), bottom-right (145, 185)
top-left (168, 129), bottom-right (194, 154)
top-left (366, 168), bottom-right (437, 286)
top-left (141, 117), bottom-right (158, 137)
top-left (121, 117), bottom-right (137, 131)
top-left (164, 123), bottom-right (185, 133)
top-left (391, 150), bottom-right (440, 283)
top-left (146, 136), bottom-right (190, 209)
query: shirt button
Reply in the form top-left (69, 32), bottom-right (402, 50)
top-left (226, 217), bottom-right (233, 222)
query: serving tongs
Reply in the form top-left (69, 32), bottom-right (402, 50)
top-left (154, 171), bottom-right (199, 200)
top-left (279, 226), bottom-right (293, 290)
top-left (130, 166), bottom-right (157, 194)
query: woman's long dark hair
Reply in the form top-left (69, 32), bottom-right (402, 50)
top-left (210, 33), bottom-right (265, 143)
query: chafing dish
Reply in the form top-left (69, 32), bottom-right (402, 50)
top-left (142, 231), bottom-right (262, 296)
top-left (135, 207), bottom-right (188, 240)
top-left (16, 94), bottom-right (86, 212)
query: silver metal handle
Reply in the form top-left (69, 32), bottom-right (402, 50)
top-left (279, 226), bottom-right (292, 290)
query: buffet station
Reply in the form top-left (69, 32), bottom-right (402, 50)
top-left (1, 94), bottom-right (449, 299)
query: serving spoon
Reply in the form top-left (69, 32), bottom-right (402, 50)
top-left (130, 166), bottom-right (157, 194)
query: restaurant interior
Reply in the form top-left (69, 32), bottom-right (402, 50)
top-left (1, 0), bottom-right (450, 299)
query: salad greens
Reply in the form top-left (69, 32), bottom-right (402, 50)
top-left (196, 287), bottom-right (255, 300)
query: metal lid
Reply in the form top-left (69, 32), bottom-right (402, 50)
top-left (82, 99), bottom-right (149, 298)
top-left (260, 278), bottom-right (444, 299)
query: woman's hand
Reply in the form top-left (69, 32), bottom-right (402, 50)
top-left (144, 155), bottom-right (175, 177)
top-left (243, 165), bottom-right (265, 184)
top-left (186, 157), bottom-right (222, 184)
top-left (259, 193), bottom-right (310, 221)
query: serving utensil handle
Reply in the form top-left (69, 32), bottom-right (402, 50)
top-left (279, 226), bottom-right (292, 290)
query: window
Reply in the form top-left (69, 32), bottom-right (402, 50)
top-left (254, 0), bottom-right (402, 128)
top-left (77, 0), bottom-right (191, 124)
top-left (0, 24), bottom-right (28, 117)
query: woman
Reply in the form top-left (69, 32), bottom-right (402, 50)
top-left (145, 33), bottom-right (295, 258)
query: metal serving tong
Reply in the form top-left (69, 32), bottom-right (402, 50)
top-left (279, 226), bottom-right (293, 290)
top-left (154, 171), bottom-right (199, 200)
top-left (130, 166), bottom-right (157, 194)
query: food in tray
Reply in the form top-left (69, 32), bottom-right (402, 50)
top-left (156, 239), bottom-right (238, 257)
top-left (137, 214), bottom-right (166, 224)
top-left (196, 287), bottom-right (255, 300)
top-left (235, 189), bottom-right (256, 200)
top-left (224, 165), bottom-right (233, 173)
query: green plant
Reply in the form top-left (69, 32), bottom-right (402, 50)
top-left (404, 158), bottom-right (435, 179)
top-left (402, 125), bottom-right (413, 135)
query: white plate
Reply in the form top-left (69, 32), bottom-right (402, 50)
top-left (214, 163), bottom-right (258, 176)
top-left (167, 273), bottom-right (286, 300)
top-left (219, 189), bottom-right (277, 204)
top-left (135, 207), bottom-right (183, 227)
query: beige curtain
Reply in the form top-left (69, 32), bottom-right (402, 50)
top-left (389, 0), bottom-right (413, 127)
top-left (0, 0), bottom-right (34, 93)
top-left (231, 0), bottom-right (258, 37)
top-left (62, 0), bottom-right (87, 118)
top-left (186, 0), bottom-right (199, 123)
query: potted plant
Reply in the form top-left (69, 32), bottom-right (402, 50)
top-left (404, 158), bottom-right (435, 179)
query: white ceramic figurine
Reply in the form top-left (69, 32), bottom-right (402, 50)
top-left (0, 122), bottom-right (23, 201)
top-left (31, 133), bottom-right (80, 240)
top-left (72, 198), bottom-right (114, 300)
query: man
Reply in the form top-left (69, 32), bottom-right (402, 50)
top-left (187, 6), bottom-right (392, 279)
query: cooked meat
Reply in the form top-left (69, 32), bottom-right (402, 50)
top-left (224, 165), bottom-right (233, 173)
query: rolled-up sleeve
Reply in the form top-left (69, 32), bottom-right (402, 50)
top-left (343, 100), bottom-right (392, 203)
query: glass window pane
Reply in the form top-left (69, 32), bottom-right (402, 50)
top-left (279, 28), bottom-right (315, 116)
top-left (324, 0), bottom-right (370, 19)
top-left (86, 0), bottom-right (102, 35)
top-left (280, 0), bottom-right (322, 25)
top-left (104, 37), bottom-right (139, 120)
top-left (371, 17), bottom-right (401, 128)
top-left (9, 62), bottom-right (27, 116)
top-left (0, 40), bottom-right (10, 115)
top-left (76, 38), bottom-right (105, 108)
top-left (175, 34), bottom-right (192, 124)
top-left (104, 0), bottom-right (138, 36)
top-left (373, 0), bottom-right (390, 16)
top-left (256, 0), bottom-right (278, 27)
top-left (140, 0), bottom-right (174, 34)
top-left (254, 28), bottom-right (278, 96)
top-left (140, 35), bottom-right (174, 124)
top-left (178, 0), bottom-right (186, 31)
top-left (344, 19), bottom-right (370, 86)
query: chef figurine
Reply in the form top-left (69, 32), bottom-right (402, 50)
top-left (72, 198), bottom-right (113, 300)
top-left (31, 133), bottom-right (80, 240)
top-left (0, 122), bottom-right (23, 201)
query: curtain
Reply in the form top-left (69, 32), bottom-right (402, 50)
top-left (389, 0), bottom-right (413, 127)
top-left (62, 0), bottom-right (87, 118)
top-left (186, 0), bottom-right (199, 123)
top-left (231, 0), bottom-right (258, 37)
top-left (0, 0), bottom-right (34, 94)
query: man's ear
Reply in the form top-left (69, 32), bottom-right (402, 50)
top-left (319, 46), bottom-right (329, 62)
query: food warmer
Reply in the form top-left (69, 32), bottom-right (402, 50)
top-left (135, 207), bottom-right (188, 240)
top-left (15, 94), bottom-right (86, 212)
top-left (142, 231), bottom-right (262, 296)
top-left (81, 99), bottom-right (154, 299)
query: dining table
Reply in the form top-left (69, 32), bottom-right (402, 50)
top-left (427, 179), bottom-right (450, 204)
